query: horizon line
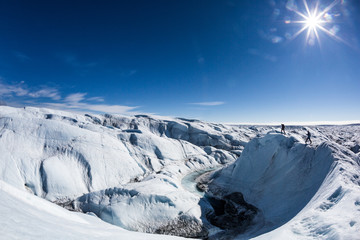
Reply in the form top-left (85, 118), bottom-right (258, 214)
top-left (1, 105), bottom-right (359, 127)
top-left (224, 120), bottom-right (360, 126)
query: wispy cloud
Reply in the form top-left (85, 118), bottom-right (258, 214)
top-left (197, 55), bottom-right (205, 64)
top-left (248, 48), bottom-right (277, 62)
top-left (13, 51), bottom-right (31, 61)
top-left (0, 79), bottom-right (138, 115)
top-left (65, 93), bottom-right (87, 103)
top-left (0, 80), bottom-right (61, 101)
top-left (0, 81), bottom-right (28, 96)
top-left (88, 96), bottom-right (104, 102)
top-left (258, 29), bottom-right (284, 44)
top-left (128, 70), bottom-right (137, 76)
top-left (46, 92), bottom-right (138, 114)
top-left (190, 101), bottom-right (225, 106)
top-left (45, 102), bottom-right (138, 114)
top-left (61, 54), bottom-right (97, 68)
top-left (28, 88), bottom-right (61, 100)
top-left (120, 69), bottom-right (137, 77)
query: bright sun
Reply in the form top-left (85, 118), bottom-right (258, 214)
top-left (288, 0), bottom-right (341, 45)
top-left (305, 15), bottom-right (322, 30)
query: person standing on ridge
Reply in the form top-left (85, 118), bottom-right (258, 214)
top-left (305, 130), bottom-right (312, 144)
top-left (281, 124), bottom-right (285, 134)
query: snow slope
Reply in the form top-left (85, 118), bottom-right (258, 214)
top-left (0, 180), bottom-right (183, 240)
top-left (206, 133), bottom-right (360, 239)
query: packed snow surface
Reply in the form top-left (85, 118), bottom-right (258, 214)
top-left (1, 106), bottom-right (360, 239)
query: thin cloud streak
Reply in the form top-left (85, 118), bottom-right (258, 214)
top-left (13, 51), bottom-right (31, 61)
top-left (248, 48), bottom-right (277, 62)
top-left (88, 96), bottom-right (105, 102)
top-left (62, 55), bottom-right (97, 68)
top-left (190, 101), bottom-right (225, 106)
top-left (0, 82), bottom-right (28, 96)
top-left (0, 81), bottom-right (61, 101)
top-left (65, 93), bottom-right (87, 103)
top-left (46, 92), bottom-right (139, 114)
top-left (28, 88), bottom-right (61, 100)
top-left (0, 80), bottom-right (138, 115)
top-left (46, 102), bottom-right (138, 114)
top-left (0, 78), bottom-right (61, 100)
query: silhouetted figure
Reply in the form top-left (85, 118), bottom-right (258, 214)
top-left (305, 130), bottom-right (312, 144)
top-left (281, 124), bottom-right (285, 134)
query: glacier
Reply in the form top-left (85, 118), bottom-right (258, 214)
top-left (1, 106), bottom-right (360, 239)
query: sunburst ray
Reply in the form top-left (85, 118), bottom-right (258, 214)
top-left (287, 0), bottom-right (343, 45)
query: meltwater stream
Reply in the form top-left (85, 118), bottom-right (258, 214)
top-left (181, 168), bottom-right (219, 197)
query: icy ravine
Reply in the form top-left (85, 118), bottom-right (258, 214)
top-left (1, 106), bottom-right (360, 239)
top-left (0, 106), bottom-right (255, 238)
top-left (0, 105), bottom-right (250, 200)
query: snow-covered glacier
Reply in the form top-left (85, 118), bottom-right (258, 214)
top-left (1, 106), bottom-right (360, 239)
top-left (0, 106), bottom-right (251, 238)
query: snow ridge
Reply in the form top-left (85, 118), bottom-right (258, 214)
top-left (206, 133), bottom-right (360, 239)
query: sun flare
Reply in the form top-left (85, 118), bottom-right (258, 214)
top-left (305, 15), bottom-right (323, 30)
top-left (287, 0), bottom-right (342, 45)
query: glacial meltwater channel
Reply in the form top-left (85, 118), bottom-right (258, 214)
top-left (181, 168), bottom-right (219, 197)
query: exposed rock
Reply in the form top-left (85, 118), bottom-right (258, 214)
top-left (206, 192), bottom-right (258, 231)
top-left (154, 215), bottom-right (208, 238)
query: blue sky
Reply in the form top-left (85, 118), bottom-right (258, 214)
top-left (0, 0), bottom-right (359, 123)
